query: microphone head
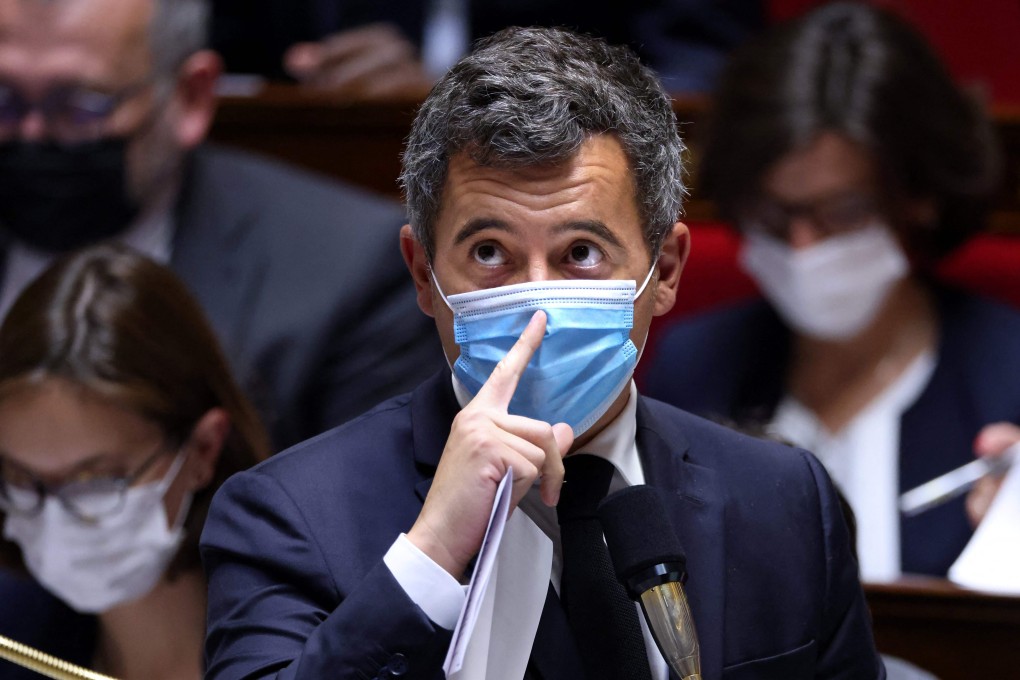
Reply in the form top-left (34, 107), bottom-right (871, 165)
top-left (598, 485), bottom-right (686, 597)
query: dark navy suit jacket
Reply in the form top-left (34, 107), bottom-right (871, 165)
top-left (201, 371), bottom-right (884, 679)
top-left (643, 287), bottom-right (1020, 577)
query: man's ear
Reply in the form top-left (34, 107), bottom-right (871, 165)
top-left (400, 224), bottom-right (436, 317)
top-left (171, 49), bottom-right (222, 150)
top-left (652, 221), bottom-right (690, 317)
top-left (183, 407), bottom-right (230, 491)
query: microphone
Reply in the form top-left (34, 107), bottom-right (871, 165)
top-left (598, 485), bottom-right (702, 680)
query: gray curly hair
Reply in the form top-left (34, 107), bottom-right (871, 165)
top-left (400, 26), bottom-right (687, 262)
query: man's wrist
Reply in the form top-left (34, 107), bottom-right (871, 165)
top-left (406, 519), bottom-right (469, 580)
top-left (384, 533), bottom-right (466, 629)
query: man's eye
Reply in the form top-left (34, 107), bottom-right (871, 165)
top-left (567, 242), bottom-right (604, 267)
top-left (472, 242), bottom-right (507, 265)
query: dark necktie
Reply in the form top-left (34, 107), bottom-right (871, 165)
top-left (557, 454), bottom-right (653, 680)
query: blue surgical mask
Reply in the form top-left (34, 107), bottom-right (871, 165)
top-left (434, 267), bottom-right (656, 436)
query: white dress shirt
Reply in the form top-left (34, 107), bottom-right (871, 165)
top-left (383, 378), bottom-right (670, 679)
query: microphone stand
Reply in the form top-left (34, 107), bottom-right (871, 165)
top-left (598, 485), bottom-right (702, 680)
top-left (0, 634), bottom-right (118, 680)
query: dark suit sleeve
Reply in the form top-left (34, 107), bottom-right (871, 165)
top-left (201, 469), bottom-right (452, 680)
top-left (799, 450), bottom-right (887, 679)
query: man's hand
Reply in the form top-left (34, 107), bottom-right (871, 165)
top-left (407, 310), bottom-right (574, 579)
top-left (967, 421), bottom-right (1020, 526)
top-left (283, 23), bottom-right (433, 98)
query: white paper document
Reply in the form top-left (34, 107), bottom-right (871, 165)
top-left (949, 445), bottom-right (1020, 595)
top-left (443, 470), bottom-right (554, 680)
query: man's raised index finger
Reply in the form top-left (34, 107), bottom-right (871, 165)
top-left (474, 310), bottom-right (546, 410)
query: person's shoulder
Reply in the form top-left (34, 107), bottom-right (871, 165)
top-left (937, 287), bottom-right (1020, 378)
top-left (643, 298), bottom-right (784, 409)
top-left (183, 145), bottom-right (410, 287)
top-left (639, 395), bottom-right (814, 479)
top-left (652, 298), bottom-right (780, 363)
top-left (939, 287), bottom-right (1020, 337)
top-left (188, 145), bottom-right (406, 235)
top-left (251, 389), bottom-right (416, 480)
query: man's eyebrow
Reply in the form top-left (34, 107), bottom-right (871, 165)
top-left (452, 218), bottom-right (626, 249)
top-left (453, 218), bottom-right (514, 246)
top-left (552, 220), bottom-right (624, 249)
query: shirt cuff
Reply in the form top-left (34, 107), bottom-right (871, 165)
top-left (383, 533), bottom-right (466, 630)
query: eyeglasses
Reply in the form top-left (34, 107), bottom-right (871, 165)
top-left (0, 78), bottom-right (153, 144)
top-left (739, 191), bottom-right (883, 242)
top-left (0, 443), bottom-right (174, 523)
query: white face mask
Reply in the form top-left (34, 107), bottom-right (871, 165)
top-left (3, 451), bottom-right (193, 614)
top-left (739, 224), bottom-right (909, 340)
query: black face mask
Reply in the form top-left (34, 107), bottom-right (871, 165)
top-left (0, 138), bottom-right (140, 253)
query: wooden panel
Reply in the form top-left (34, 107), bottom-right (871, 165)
top-left (209, 84), bottom-right (1020, 234)
top-left (865, 577), bottom-right (1020, 679)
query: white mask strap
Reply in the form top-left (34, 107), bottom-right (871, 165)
top-left (634, 259), bottom-right (658, 301)
top-left (429, 268), bottom-right (454, 312)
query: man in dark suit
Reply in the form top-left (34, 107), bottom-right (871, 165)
top-left (202, 26), bottom-right (885, 679)
top-left (0, 0), bottom-right (443, 450)
top-left (0, 3), bottom-right (441, 674)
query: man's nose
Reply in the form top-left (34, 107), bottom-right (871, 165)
top-left (787, 218), bottom-right (824, 250)
top-left (525, 260), bottom-right (552, 283)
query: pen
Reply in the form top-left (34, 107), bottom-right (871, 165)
top-left (899, 442), bottom-right (1019, 517)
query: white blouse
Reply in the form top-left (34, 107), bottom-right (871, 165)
top-left (769, 351), bottom-right (936, 582)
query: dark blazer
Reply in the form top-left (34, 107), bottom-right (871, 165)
top-left (201, 371), bottom-right (884, 679)
top-left (170, 145), bottom-right (445, 450)
top-left (643, 288), bottom-right (1020, 577)
top-left (0, 146), bottom-right (445, 679)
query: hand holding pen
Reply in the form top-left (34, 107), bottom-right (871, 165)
top-left (967, 423), bottom-right (1020, 526)
top-left (899, 423), bottom-right (1020, 520)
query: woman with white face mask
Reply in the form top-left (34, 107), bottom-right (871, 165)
top-left (644, 2), bottom-right (1020, 584)
top-left (0, 244), bottom-right (269, 679)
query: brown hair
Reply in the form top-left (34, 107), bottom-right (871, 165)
top-left (0, 243), bottom-right (270, 575)
top-left (700, 1), bottom-right (1001, 263)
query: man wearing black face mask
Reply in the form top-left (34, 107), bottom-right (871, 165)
top-left (0, 0), bottom-right (442, 446)
top-left (0, 0), bottom-right (444, 676)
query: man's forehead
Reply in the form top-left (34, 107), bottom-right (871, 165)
top-left (0, 0), bottom-right (153, 85)
top-left (439, 136), bottom-right (638, 215)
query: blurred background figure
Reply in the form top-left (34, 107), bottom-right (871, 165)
top-left (644, 1), bottom-right (1020, 582)
top-left (0, 0), bottom-right (444, 450)
top-left (210, 0), bottom-right (767, 95)
top-left (0, 244), bottom-right (269, 679)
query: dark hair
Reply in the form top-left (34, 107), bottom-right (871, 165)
top-left (0, 244), bottom-right (269, 575)
top-left (401, 26), bottom-right (686, 261)
top-left (700, 1), bottom-right (1001, 262)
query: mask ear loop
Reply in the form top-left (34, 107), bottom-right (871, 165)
top-left (634, 259), bottom-right (658, 301)
top-left (633, 259), bottom-right (659, 363)
top-left (153, 448), bottom-right (193, 530)
top-left (429, 267), bottom-right (455, 312)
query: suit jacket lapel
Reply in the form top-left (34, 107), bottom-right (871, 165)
top-left (410, 371), bottom-right (461, 503)
top-left (636, 398), bottom-right (725, 680)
